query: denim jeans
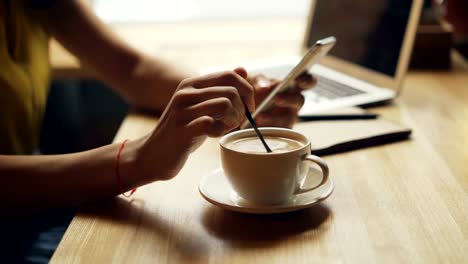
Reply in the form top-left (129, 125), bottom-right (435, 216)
top-left (2, 208), bottom-right (76, 263)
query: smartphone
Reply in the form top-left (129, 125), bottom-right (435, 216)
top-left (243, 36), bottom-right (336, 127)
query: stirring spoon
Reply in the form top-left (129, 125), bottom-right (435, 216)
top-left (242, 103), bottom-right (272, 153)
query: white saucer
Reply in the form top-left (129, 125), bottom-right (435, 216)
top-left (199, 168), bottom-right (334, 214)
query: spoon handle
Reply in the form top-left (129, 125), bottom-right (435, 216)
top-left (243, 103), bottom-right (272, 153)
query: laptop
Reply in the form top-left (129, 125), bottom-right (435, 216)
top-left (249, 0), bottom-right (423, 115)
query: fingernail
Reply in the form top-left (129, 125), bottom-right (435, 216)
top-left (298, 80), bottom-right (312, 89)
top-left (256, 76), bottom-right (271, 88)
top-left (275, 97), bottom-right (284, 104)
top-left (256, 115), bottom-right (264, 123)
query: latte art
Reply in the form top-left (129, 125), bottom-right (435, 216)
top-left (227, 136), bottom-right (303, 154)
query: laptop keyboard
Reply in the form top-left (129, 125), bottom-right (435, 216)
top-left (306, 75), bottom-right (365, 102)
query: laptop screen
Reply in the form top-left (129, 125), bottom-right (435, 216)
top-left (306, 0), bottom-right (413, 77)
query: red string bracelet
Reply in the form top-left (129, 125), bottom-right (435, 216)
top-left (115, 139), bottom-right (136, 197)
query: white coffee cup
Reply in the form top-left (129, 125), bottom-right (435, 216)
top-left (219, 127), bottom-right (329, 205)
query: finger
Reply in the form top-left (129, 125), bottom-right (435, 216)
top-left (233, 67), bottom-right (248, 79)
top-left (174, 86), bottom-right (243, 112)
top-left (189, 71), bottom-right (255, 112)
top-left (256, 109), bottom-right (298, 128)
top-left (295, 73), bottom-right (317, 91)
top-left (295, 71), bottom-right (312, 82)
top-left (185, 116), bottom-right (225, 138)
top-left (182, 98), bottom-right (242, 130)
top-left (248, 74), bottom-right (273, 89)
top-left (254, 79), bottom-right (281, 105)
top-left (274, 93), bottom-right (305, 111)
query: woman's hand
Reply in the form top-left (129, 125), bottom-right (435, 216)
top-left (248, 72), bottom-right (317, 128)
top-left (133, 68), bottom-right (254, 182)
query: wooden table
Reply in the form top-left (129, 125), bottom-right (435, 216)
top-left (50, 46), bottom-right (468, 262)
top-left (49, 13), bottom-right (468, 262)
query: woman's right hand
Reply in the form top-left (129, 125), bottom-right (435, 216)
top-left (131, 68), bottom-right (255, 183)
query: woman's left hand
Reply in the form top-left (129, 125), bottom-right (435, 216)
top-left (248, 72), bottom-right (317, 128)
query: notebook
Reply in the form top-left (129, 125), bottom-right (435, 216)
top-left (293, 118), bottom-right (412, 156)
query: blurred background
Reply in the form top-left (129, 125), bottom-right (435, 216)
top-left (41, 0), bottom-right (467, 154)
top-left (41, 0), bottom-right (311, 154)
top-left (93, 0), bottom-right (310, 22)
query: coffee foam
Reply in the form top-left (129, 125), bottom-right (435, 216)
top-left (227, 136), bottom-right (303, 154)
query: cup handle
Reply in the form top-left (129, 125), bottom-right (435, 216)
top-left (294, 154), bottom-right (329, 195)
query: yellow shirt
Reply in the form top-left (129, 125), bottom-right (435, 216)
top-left (0, 0), bottom-right (50, 154)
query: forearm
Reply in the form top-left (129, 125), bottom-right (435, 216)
top-left (0, 139), bottom-right (146, 213)
top-left (45, 0), bottom-right (188, 111)
top-left (120, 56), bottom-right (189, 112)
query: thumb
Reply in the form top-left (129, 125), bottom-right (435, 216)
top-left (233, 67), bottom-right (248, 79)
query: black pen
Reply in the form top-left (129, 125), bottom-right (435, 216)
top-left (299, 113), bottom-right (379, 121)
